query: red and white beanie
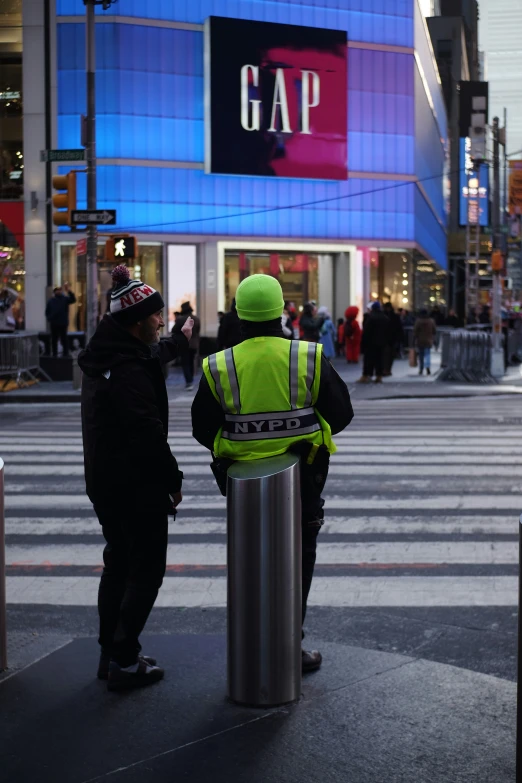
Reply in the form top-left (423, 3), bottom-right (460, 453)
top-left (110, 265), bottom-right (164, 326)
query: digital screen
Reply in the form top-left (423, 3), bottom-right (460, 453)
top-left (205, 16), bottom-right (348, 180)
top-left (459, 137), bottom-right (489, 227)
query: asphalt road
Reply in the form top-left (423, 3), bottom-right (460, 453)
top-left (1, 392), bottom-right (519, 680)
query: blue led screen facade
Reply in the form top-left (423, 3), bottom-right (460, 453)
top-left (56, 1), bottom-right (447, 268)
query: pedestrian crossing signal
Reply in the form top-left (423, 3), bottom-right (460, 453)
top-left (105, 236), bottom-right (138, 261)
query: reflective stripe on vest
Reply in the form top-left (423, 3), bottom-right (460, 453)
top-left (221, 406), bottom-right (321, 441)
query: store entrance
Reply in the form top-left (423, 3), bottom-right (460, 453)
top-left (224, 251), bottom-right (321, 312)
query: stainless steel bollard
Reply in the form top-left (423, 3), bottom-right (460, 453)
top-left (0, 458), bottom-right (6, 671)
top-left (227, 452), bottom-right (302, 707)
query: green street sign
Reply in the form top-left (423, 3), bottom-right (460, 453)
top-left (40, 149), bottom-right (86, 163)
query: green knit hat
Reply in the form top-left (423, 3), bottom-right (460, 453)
top-left (235, 274), bottom-right (285, 322)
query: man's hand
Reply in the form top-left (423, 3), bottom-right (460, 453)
top-left (171, 491), bottom-right (182, 508)
top-left (181, 317), bottom-right (194, 342)
top-left (63, 282), bottom-right (69, 292)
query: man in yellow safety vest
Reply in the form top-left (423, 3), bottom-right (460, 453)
top-left (192, 274), bottom-right (354, 671)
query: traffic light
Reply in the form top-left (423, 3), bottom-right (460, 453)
top-left (105, 236), bottom-right (138, 261)
top-left (52, 172), bottom-right (77, 226)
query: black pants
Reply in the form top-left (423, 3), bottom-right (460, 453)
top-left (363, 346), bottom-right (384, 378)
top-left (181, 349), bottom-right (196, 384)
top-left (301, 500), bottom-right (324, 624)
top-left (50, 324), bottom-right (69, 357)
top-left (96, 507), bottom-right (168, 667)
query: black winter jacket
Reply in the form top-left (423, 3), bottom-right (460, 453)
top-left (45, 291), bottom-right (76, 327)
top-left (79, 315), bottom-right (188, 514)
top-left (217, 307), bottom-right (242, 350)
top-left (361, 311), bottom-right (391, 351)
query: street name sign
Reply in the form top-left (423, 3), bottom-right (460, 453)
top-left (71, 209), bottom-right (117, 225)
top-left (40, 149), bottom-right (86, 162)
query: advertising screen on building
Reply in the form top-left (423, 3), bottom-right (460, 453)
top-left (204, 16), bottom-right (348, 180)
top-left (459, 137), bottom-right (489, 227)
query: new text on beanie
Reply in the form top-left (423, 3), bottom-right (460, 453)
top-left (110, 264), bottom-right (164, 326)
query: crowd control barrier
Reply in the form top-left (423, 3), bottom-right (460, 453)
top-left (0, 458), bottom-right (6, 671)
top-left (227, 453), bottom-right (302, 707)
top-left (0, 332), bottom-right (51, 389)
top-left (438, 329), bottom-right (495, 383)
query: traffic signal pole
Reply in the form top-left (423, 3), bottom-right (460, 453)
top-left (85, 0), bottom-right (98, 341)
top-left (491, 117), bottom-right (504, 377)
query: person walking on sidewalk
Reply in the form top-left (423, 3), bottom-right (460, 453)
top-left (357, 301), bottom-right (390, 383)
top-left (191, 274), bottom-right (353, 673)
top-left (317, 306), bottom-right (336, 359)
top-left (414, 309), bottom-right (436, 376)
top-left (79, 264), bottom-right (193, 692)
top-left (344, 306), bottom-right (361, 364)
top-left (173, 301), bottom-right (201, 390)
top-left (45, 283), bottom-right (76, 357)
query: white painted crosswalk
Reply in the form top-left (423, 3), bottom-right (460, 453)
top-left (2, 395), bottom-right (521, 608)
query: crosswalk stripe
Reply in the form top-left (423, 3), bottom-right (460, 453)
top-left (5, 540), bottom-right (518, 566)
top-left (6, 575), bottom-right (518, 607)
top-left (4, 494), bottom-right (522, 511)
top-left (5, 463), bottom-right (522, 477)
top-left (5, 515), bottom-right (518, 536)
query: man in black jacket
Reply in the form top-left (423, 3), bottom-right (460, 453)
top-left (358, 301), bottom-right (391, 384)
top-left (45, 282), bottom-right (76, 357)
top-left (79, 264), bottom-right (193, 692)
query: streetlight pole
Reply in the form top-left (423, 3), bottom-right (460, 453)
top-left (83, 0), bottom-right (117, 341)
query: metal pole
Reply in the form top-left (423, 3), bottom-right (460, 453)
top-left (85, 1), bottom-right (98, 341)
top-left (0, 458), bottom-right (7, 672)
top-left (518, 514), bottom-right (522, 782)
top-left (492, 118), bottom-right (504, 371)
top-left (515, 516), bottom-right (522, 783)
top-left (227, 453), bottom-right (302, 707)
top-left (503, 108), bottom-right (508, 228)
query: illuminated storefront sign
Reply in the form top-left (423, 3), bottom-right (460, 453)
top-left (459, 137), bottom-right (489, 226)
top-left (204, 16), bottom-right (348, 180)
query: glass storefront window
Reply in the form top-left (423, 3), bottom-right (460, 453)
top-left (0, 2), bottom-right (23, 200)
top-left (224, 251), bottom-right (322, 312)
top-left (56, 242), bottom-right (163, 332)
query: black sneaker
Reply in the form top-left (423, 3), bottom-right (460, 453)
top-left (97, 653), bottom-right (157, 681)
top-left (107, 657), bottom-right (164, 692)
top-left (302, 649), bottom-right (322, 673)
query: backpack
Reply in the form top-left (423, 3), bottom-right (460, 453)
top-left (344, 319), bottom-right (353, 339)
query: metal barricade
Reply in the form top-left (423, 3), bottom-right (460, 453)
top-left (0, 332), bottom-right (51, 389)
top-left (227, 453), bottom-right (302, 707)
top-left (0, 458), bottom-right (6, 671)
top-left (438, 329), bottom-right (495, 383)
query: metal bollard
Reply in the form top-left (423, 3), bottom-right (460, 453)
top-left (0, 458), bottom-right (6, 671)
top-left (227, 452), bottom-right (302, 707)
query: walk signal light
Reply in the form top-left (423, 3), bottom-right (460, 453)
top-left (105, 236), bottom-right (138, 261)
top-left (52, 172), bottom-right (77, 226)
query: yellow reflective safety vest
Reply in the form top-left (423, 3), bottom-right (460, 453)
top-left (202, 337), bottom-right (336, 461)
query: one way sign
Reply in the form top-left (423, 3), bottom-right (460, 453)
top-left (71, 209), bottom-right (117, 226)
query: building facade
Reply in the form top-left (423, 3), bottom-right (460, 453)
top-left (19, 0), bottom-right (448, 337)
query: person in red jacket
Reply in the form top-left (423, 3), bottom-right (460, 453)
top-left (344, 306), bottom-right (362, 363)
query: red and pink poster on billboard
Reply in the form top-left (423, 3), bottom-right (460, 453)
top-left (205, 17), bottom-right (348, 181)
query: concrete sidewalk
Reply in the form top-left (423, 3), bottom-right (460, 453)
top-left (1, 353), bottom-right (522, 404)
top-left (0, 632), bottom-right (514, 783)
